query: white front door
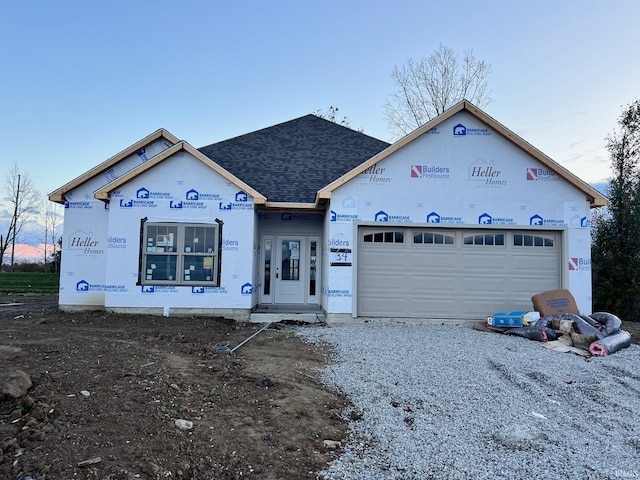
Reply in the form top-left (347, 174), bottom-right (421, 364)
top-left (274, 237), bottom-right (306, 304)
top-left (259, 235), bottom-right (319, 305)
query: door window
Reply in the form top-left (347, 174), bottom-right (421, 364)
top-left (309, 241), bottom-right (317, 296)
top-left (281, 240), bottom-right (300, 281)
top-left (263, 239), bottom-right (272, 295)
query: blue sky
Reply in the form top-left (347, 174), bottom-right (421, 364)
top-left (1, 0), bottom-right (639, 257)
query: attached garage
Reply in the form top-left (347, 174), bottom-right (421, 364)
top-left (357, 226), bottom-right (562, 319)
top-left (50, 100), bottom-right (607, 323)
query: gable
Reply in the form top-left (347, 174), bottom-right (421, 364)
top-left (319, 101), bottom-right (607, 208)
top-left (104, 150), bottom-right (257, 214)
top-left (94, 141), bottom-right (266, 204)
top-left (332, 110), bottom-right (588, 210)
top-left (49, 129), bottom-right (179, 204)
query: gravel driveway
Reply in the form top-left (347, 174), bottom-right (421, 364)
top-left (298, 322), bottom-right (640, 480)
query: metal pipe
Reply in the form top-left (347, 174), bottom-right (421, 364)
top-left (230, 322), bottom-right (272, 353)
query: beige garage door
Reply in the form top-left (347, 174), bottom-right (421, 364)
top-left (357, 227), bottom-right (562, 319)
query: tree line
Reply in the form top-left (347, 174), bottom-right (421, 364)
top-left (592, 99), bottom-right (640, 322)
top-left (0, 163), bottom-right (62, 272)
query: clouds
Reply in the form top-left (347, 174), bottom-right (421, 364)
top-left (11, 243), bottom-right (46, 263)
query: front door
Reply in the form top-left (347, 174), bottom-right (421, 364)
top-left (275, 237), bottom-right (305, 303)
top-left (260, 235), bottom-right (319, 305)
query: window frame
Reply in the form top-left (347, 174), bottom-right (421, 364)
top-left (413, 231), bottom-right (455, 246)
top-left (513, 234), bottom-right (554, 247)
top-left (139, 220), bottom-right (222, 286)
top-left (362, 230), bottom-right (405, 244)
top-left (463, 233), bottom-right (506, 247)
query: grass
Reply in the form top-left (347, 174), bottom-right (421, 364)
top-left (0, 272), bottom-right (60, 294)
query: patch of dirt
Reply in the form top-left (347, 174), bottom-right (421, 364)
top-left (0, 296), bottom-right (348, 479)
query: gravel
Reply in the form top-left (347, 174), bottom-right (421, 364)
top-left (296, 322), bottom-right (640, 480)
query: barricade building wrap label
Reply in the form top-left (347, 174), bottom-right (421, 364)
top-left (59, 148), bottom-right (257, 311)
top-left (323, 111), bottom-right (594, 315)
top-left (323, 216), bottom-right (354, 313)
top-left (55, 108), bottom-right (600, 319)
top-left (59, 197), bottom-right (110, 307)
top-left (103, 152), bottom-right (256, 310)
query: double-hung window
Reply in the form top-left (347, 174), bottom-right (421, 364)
top-left (141, 222), bottom-right (219, 286)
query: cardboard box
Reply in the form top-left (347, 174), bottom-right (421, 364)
top-left (487, 311), bottom-right (527, 327)
top-left (531, 289), bottom-right (579, 317)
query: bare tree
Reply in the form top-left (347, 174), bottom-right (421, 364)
top-left (50, 236), bottom-right (62, 273)
top-left (314, 106), bottom-right (363, 132)
top-left (315, 106), bottom-right (351, 127)
top-left (0, 163), bottom-right (41, 269)
top-left (42, 201), bottom-right (63, 268)
top-left (384, 44), bottom-right (492, 138)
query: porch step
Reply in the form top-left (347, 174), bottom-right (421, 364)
top-left (249, 311), bottom-right (325, 324)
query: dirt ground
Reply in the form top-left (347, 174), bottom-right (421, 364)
top-left (2, 297), bottom-right (640, 480)
top-left (0, 296), bottom-right (349, 480)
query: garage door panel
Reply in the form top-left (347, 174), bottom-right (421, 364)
top-left (410, 279), bottom-right (460, 295)
top-left (358, 275), bottom-right (406, 291)
top-left (359, 251), bottom-right (406, 267)
top-left (461, 298), bottom-right (512, 316)
top-left (462, 276), bottom-right (511, 292)
top-left (509, 278), bottom-right (557, 298)
top-left (359, 302), bottom-right (407, 316)
top-left (358, 228), bottom-right (561, 319)
top-left (412, 297), bottom-right (461, 316)
top-left (359, 293), bottom-right (415, 316)
top-left (410, 250), bottom-right (458, 267)
top-left (508, 253), bottom-right (557, 270)
top-left (408, 265), bottom-right (459, 279)
top-left (460, 254), bottom-right (509, 273)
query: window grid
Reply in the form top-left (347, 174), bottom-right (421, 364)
top-left (514, 234), bottom-right (554, 247)
top-left (142, 222), bottom-right (219, 285)
top-left (463, 233), bottom-right (505, 246)
top-left (413, 232), bottom-right (455, 245)
top-left (363, 231), bottom-right (405, 243)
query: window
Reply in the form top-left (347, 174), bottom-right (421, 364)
top-left (463, 233), bottom-right (505, 246)
top-left (309, 240), bottom-right (317, 296)
top-left (413, 231), bottom-right (455, 245)
top-left (514, 234), bottom-right (554, 247)
top-left (141, 222), bottom-right (220, 285)
top-left (280, 240), bottom-right (300, 280)
top-left (263, 239), bottom-right (271, 295)
top-left (363, 231), bottom-right (405, 243)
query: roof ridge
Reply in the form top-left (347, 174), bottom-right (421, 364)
top-left (198, 114), bottom-right (388, 150)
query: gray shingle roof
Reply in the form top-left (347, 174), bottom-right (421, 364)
top-left (198, 114), bottom-right (390, 204)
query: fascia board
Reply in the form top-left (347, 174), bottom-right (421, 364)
top-left (94, 141), bottom-right (267, 205)
top-left (317, 101), bottom-right (607, 208)
top-left (467, 104), bottom-right (608, 208)
top-left (48, 129), bottom-right (179, 203)
top-left (263, 201), bottom-right (323, 210)
top-left (316, 102), bottom-right (466, 200)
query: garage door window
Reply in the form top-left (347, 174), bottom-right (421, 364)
top-left (514, 234), bottom-right (554, 247)
top-left (463, 233), bottom-right (505, 246)
top-left (414, 232), bottom-right (455, 245)
top-left (363, 231), bottom-right (404, 243)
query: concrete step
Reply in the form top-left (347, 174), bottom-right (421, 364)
top-left (249, 311), bottom-right (325, 324)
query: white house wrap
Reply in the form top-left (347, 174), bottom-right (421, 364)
top-left (49, 102), bottom-right (606, 323)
